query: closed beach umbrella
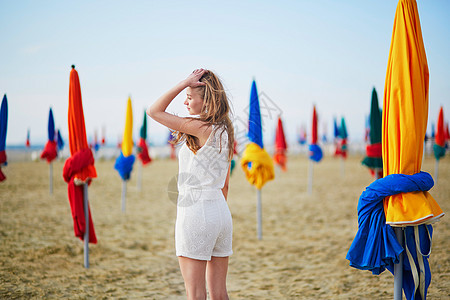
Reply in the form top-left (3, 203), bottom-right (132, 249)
top-left (433, 107), bottom-right (445, 182)
top-left (433, 107), bottom-right (445, 170)
top-left (383, 1), bottom-right (443, 297)
top-left (307, 105), bottom-right (323, 194)
top-left (298, 124), bottom-right (306, 145)
top-left (57, 129), bottom-right (64, 151)
top-left (66, 66), bottom-right (97, 181)
top-left (40, 108), bottom-right (57, 163)
top-left (241, 80), bottom-right (274, 189)
top-left (334, 116), bottom-right (347, 176)
top-left (383, 0), bottom-right (443, 228)
top-left (347, 2), bottom-right (444, 299)
top-left (333, 117), bottom-right (339, 140)
top-left (114, 97), bottom-right (135, 212)
top-left (136, 110), bottom-right (151, 191)
top-left (273, 116), bottom-right (287, 171)
top-left (309, 106), bottom-right (322, 162)
top-left (63, 65), bottom-right (98, 268)
top-left (240, 80), bottom-right (274, 240)
top-left (362, 88), bottom-right (383, 178)
top-left (339, 116), bottom-right (348, 158)
top-left (40, 108), bottom-right (58, 194)
top-left (137, 110), bottom-right (151, 165)
top-left (26, 128), bottom-right (30, 148)
top-left (0, 95), bottom-right (8, 182)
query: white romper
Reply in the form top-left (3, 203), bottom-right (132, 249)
top-left (175, 125), bottom-right (233, 261)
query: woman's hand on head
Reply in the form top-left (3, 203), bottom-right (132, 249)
top-left (184, 69), bottom-right (207, 87)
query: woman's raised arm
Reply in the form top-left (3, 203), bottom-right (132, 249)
top-left (147, 69), bottom-right (208, 138)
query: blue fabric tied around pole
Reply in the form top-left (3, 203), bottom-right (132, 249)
top-left (308, 144), bottom-right (323, 162)
top-left (114, 152), bottom-right (135, 181)
top-left (346, 171), bottom-right (434, 300)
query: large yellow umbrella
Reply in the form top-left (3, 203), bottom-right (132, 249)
top-left (382, 0), bottom-right (443, 227)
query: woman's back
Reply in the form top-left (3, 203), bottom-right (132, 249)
top-left (177, 125), bottom-right (229, 200)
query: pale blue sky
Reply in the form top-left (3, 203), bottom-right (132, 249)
top-left (1, 0), bottom-right (449, 146)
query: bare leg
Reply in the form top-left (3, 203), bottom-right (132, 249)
top-left (206, 256), bottom-right (229, 300)
top-left (178, 256), bottom-right (207, 300)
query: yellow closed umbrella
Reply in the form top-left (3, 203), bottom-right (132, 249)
top-left (241, 143), bottom-right (274, 190)
top-left (114, 97), bottom-right (135, 212)
top-left (122, 97), bottom-right (133, 157)
top-left (382, 0), bottom-right (443, 226)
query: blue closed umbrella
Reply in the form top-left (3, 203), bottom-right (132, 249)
top-left (0, 95), bottom-right (7, 153)
top-left (57, 129), bottom-right (64, 150)
top-left (248, 80), bottom-right (263, 149)
top-left (48, 109), bottom-right (55, 142)
top-left (0, 94), bottom-right (8, 181)
top-left (333, 117), bottom-right (339, 140)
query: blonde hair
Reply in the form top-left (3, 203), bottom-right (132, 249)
top-left (171, 70), bottom-right (235, 160)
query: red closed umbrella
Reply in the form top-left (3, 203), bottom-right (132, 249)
top-left (273, 116), bottom-right (287, 171)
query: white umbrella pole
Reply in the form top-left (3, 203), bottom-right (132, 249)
top-left (393, 227), bottom-right (404, 300)
top-left (122, 180), bottom-right (127, 213)
top-left (137, 161), bottom-right (142, 191)
top-left (83, 183), bottom-right (90, 268)
top-left (434, 160), bottom-right (439, 183)
top-left (340, 157), bottom-right (345, 177)
top-left (257, 188), bottom-right (262, 240)
top-left (422, 141), bottom-right (425, 162)
top-left (374, 168), bottom-right (380, 180)
top-left (307, 160), bottom-right (313, 194)
top-left (49, 162), bottom-right (53, 195)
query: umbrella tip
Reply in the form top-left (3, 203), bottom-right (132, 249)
top-left (71, 65), bottom-right (75, 69)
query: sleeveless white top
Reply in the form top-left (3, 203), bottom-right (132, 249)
top-left (177, 125), bottom-right (230, 202)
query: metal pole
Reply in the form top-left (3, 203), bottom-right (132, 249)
top-left (341, 157), bottom-right (345, 177)
top-left (393, 227), bottom-right (403, 300)
top-left (49, 162), bottom-right (53, 195)
top-left (83, 183), bottom-right (89, 268)
top-left (137, 161), bottom-right (142, 191)
top-left (257, 189), bottom-right (262, 240)
top-left (307, 160), bottom-right (313, 195)
top-left (122, 180), bottom-right (127, 213)
top-left (434, 160), bottom-right (439, 184)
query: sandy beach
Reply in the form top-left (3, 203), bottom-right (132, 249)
top-left (1, 153), bottom-right (449, 299)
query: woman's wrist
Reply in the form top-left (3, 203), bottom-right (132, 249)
top-left (178, 79), bottom-right (189, 89)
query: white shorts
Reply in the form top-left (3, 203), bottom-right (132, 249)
top-left (175, 196), bottom-right (233, 261)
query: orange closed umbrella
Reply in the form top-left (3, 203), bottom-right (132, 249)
top-left (383, 0), bottom-right (443, 227)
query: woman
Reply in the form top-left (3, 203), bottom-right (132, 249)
top-left (147, 69), bottom-right (234, 300)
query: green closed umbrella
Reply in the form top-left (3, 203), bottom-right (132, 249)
top-left (362, 88), bottom-right (383, 178)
